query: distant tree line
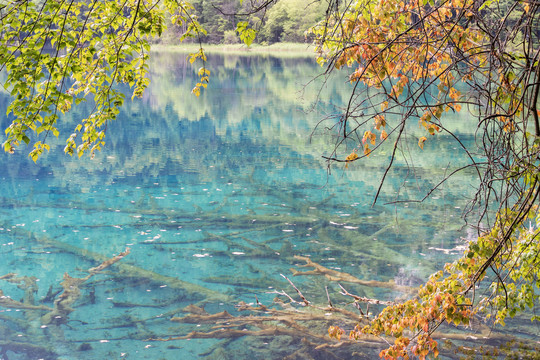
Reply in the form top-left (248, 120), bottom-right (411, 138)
top-left (156, 0), bottom-right (328, 45)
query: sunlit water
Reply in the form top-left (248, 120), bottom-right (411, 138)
top-left (0, 52), bottom-right (484, 359)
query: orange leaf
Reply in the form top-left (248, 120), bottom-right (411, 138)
top-left (418, 136), bottom-right (427, 149)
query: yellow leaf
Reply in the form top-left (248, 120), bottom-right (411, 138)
top-left (364, 144), bottom-right (371, 156)
top-left (362, 131), bottom-right (370, 144)
top-left (345, 151), bottom-right (359, 162)
top-left (374, 115), bottom-right (386, 130)
top-left (344, 151), bottom-right (358, 169)
top-left (381, 129), bottom-right (388, 140)
top-left (418, 136), bottom-right (427, 149)
top-left (370, 132), bottom-right (376, 145)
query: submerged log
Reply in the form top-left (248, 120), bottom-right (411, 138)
top-left (0, 340), bottom-right (56, 360)
top-left (10, 227), bottom-right (231, 303)
top-left (41, 248), bottom-right (130, 325)
top-left (149, 327), bottom-right (310, 341)
top-left (0, 273), bottom-right (40, 307)
top-left (291, 255), bottom-right (413, 293)
top-left (0, 289), bottom-right (52, 312)
top-left (171, 310), bottom-right (233, 324)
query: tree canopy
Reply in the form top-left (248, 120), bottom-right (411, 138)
top-left (0, 0), bottom-right (206, 160)
top-left (311, 0), bottom-right (540, 358)
top-left (2, 0), bottom-right (540, 358)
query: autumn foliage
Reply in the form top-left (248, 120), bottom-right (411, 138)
top-left (314, 0), bottom-right (540, 358)
top-left (312, 0), bottom-right (487, 162)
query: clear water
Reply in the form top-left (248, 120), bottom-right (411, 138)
top-left (0, 52), bottom-right (480, 359)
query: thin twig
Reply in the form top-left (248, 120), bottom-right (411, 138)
top-left (338, 284), bottom-right (395, 306)
top-left (325, 286), bottom-right (333, 308)
top-left (281, 273), bottom-right (310, 306)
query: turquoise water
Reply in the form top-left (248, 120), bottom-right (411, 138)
top-left (0, 52), bottom-right (480, 359)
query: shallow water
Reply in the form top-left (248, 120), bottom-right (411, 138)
top-left (0, 52), bottom-right (482, 359)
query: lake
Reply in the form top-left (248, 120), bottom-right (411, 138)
top-left (0, 50), bottom-right (484, 359)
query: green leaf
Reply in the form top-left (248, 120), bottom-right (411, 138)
top-left (236, 21), bottom-right (257, 47)
top-left (479, 0), bottom-right (498, 11)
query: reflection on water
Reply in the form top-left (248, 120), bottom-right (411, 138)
top-left (0, 52), bottom-right (480, 359)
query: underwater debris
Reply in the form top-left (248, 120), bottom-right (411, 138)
top-left (0, 340), bottom-right (57, 360)
top-left (11, 226), bottom-right (230, 302)
top-left (0, 289), bottom-right (52, 312)
top-left (147, 297), bottom-right (383, 360)
top-left (0, 273), bottom-right (39, 304)
top-left (41, 248), bottom-right (131, 325)
top-left (291, 255), bottom-right (413, 293)
top-left (77, 342), bottom-right (93, 351)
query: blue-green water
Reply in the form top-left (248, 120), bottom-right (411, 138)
top-left (0, 52), bottom-right (480, 359)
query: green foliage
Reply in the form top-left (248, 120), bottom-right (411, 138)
top-left (0, 0), bottom-right (205, 160)
top-left (479, 0), bottom-right (499, 11)
top-left (190, 0), bottom-right (238, 44)
top-left (158, 0), bottom-right (327, 45)
top-left (259, 0), bottom-right (326, 44)
top-left (223, 30), bottom-right (240, 44)
top-left (236, 21), bottom-right (256, 46)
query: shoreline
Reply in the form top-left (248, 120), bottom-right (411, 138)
top-left (151, 42), bottom-right (316, 57)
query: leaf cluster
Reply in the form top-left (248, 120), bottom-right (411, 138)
top-left (0, 0), bottom-right (205, 160)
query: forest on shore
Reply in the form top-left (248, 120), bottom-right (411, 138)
top-left (154, 0), bottom-right (327, 45)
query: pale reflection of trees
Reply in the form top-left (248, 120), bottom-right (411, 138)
top-left (0, 53), bottom-right (478, 200)
top-left (144, 51), bottom-right (350, 130)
